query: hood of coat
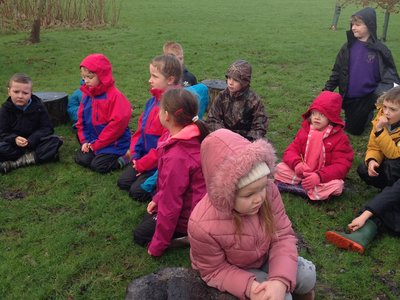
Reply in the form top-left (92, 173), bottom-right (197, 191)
top-left (348, 7), bottom-right (377, 42)
top-left (302, 91), bottom-right (345, 127)
top-left (200, 128), bottom-right (276, 213)
top-left (80, 53), bottom-right (115, 96)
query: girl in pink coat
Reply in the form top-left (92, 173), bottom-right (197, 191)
top-left (133, 88), bottom-right (209, 257)
top-left (188, 129), bottom-right (316, 300)
top-left (275, 91), bottom-right (354, 200)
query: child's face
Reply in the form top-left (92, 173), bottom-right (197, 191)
top-left (81, 67), bottom-right (100, 87)
top-left (164, 50), bottom-right (184, 66)
top-left (352, 20), bottom-right (370, 42)
top-left (149, 63), bottom-right (174, 90)
top-left (8, 81), bottom-right (32, 107)
top-left (382, 100), bottom-right (400, 125)
top-left (234, 176), bottom-right (267, 215)
top-left (226, 76), bottom-right (243, 94)
top-left (310, 110), bottom-right (329, 131)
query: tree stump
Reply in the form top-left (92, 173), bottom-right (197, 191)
top-left (125, 267), bottom-right (237, 300)
top-left (34, 92), bottom-right (69, 127)
top-left (201, 79), bottom-right (227, 112)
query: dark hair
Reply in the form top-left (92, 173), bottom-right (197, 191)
top-left (8, 73), bottom-right (33, 87)
top-left (161, 88), bottom-right (209, 142)
top-left (151, 55), bottom-right (182, 85)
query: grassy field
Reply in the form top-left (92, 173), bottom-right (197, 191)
top-left (1, 0), bottom-right (399, 299)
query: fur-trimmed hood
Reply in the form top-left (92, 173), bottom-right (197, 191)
top-left (200, 129), bottom-right (276, 213)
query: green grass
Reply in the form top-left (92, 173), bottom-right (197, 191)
top-left (1, 0), bottom-right (400, 299)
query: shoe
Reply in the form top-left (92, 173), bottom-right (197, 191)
top-left (169, 236), bottom-right (190, 248)
top-left (275, 181), bottom-right (308, 198)
top-left (325, 220), bottom-right (378, 254)
top-left (0, 161), bottom-right (12, 174)
top-left (118, 152), bottom-right (131, 168)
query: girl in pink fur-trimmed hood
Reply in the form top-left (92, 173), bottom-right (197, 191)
top-left (188, 129), bottom-right (316, 300)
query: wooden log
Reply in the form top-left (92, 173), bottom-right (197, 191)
top-left (34, 92), bottom-right (69, 127)
top-left (201, 79), bottom-right (227, 112)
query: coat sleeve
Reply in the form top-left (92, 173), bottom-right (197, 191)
top-left (247, 96), bottom-right (268, 141)
top-left (324, 44), bottom-right (346, 92)
top-left (188, 213), bottom-right (256, 300)
top-left (130, 112), bottom-right (144, 160)
top-left (206, 93), bottom-right (225, 132)
top-left (67, 88), bottom-right (82, 123)
top-left (27, 103), bottom-right (54, 148)
top-left (0, 107), bottom-right (18, 144)
top-left (148, 155), bottom-right (190, 256)
top-left (365, 122), bottom-right (385, 164)
top-left (90, 94), bottom-right (131, 152)
top-left (318, 132), bottom-right (354, 183)
top-left (282, 128), bottom-right (305, 169)
top-left (266, 183), bottom-right (298, 293)
top-left (374, 129), bottom-right (400, 160)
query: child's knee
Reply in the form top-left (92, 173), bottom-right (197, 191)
top-left (294, 257), bottom-right (316, 295)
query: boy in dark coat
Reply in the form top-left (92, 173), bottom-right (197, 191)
top-left (324, 7), bottom-right (399, 135)
top-left (0, 73), bottom-right (62, 173)
top-left (326, 178), bottom-right (400, 254)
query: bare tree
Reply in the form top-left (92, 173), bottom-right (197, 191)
top-left (28, 0), bottom-right (46, 43)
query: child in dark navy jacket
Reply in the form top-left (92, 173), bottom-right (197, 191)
top-left (0, 73), bottom-right (62, 173)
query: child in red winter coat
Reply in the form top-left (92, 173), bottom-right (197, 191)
top-left (275, 91), bottom-right (354, 200)
top-left (133, 88), bottom-right (208, 257)
top-left (117, 55), bottom-right (182, 201)
top-left (75, 53), bottom-right (132, 173)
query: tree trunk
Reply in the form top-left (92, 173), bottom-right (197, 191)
top-left (28, 0), bottom-right (46, 43)
top-left (381, 10), bottom-right (390, 42)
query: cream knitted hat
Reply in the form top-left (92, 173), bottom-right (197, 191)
top-left (237, 162), bottom-right (270, 189)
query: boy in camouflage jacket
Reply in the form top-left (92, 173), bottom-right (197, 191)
top-left (206, 60), bottom-right (268, 141)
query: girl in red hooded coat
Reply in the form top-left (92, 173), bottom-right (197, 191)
top-left (275, 91), bottom-right (354, 200)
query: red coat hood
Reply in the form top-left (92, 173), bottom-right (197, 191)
top-left (200, 129), bottom-right (277, 213)
top-left (302, 91), bottom-right (345, 127)
top-left (80, 53), bottom-right (115, 96)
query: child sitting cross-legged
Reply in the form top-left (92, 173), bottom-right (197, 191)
top-left (0, 73), bottom-right (63, 174)
top-left (357, 86), bottom-right (400, 189)
top-left (133, 88), bottom-right (208, 257)
top-left (275, 91), bottom-right (354, 200)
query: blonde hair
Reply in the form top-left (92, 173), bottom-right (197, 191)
top-left (151, 55), bottom-right (182, 85)
top-left (376, 86), bottom-right (400, 107)
top-left (163, 41), bottom-right (184, 56)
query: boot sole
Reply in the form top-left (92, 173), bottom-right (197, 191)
top-left (325, 231), bottom-right (365, 254)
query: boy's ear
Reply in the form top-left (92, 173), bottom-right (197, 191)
top-left (167, 76), bottom-right (176, 86)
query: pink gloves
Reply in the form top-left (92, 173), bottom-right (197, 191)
top-left (301, 172), bottom-right (320, 190)
top-left (294, 162), bottom-right (310, 177)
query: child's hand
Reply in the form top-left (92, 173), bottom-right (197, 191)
top-left (301, 172), bottom-right (320, 190)
top-left (251, 280), bottom-right (286, 300)
top-left (147, 201), bottom-right (157, 214)
top-left (81, 143), bottom-right (91, 153)
top-left (367, 160), bottom-right (379, 177)
top-left (375, 115), bottom-right (389, 132)
top-left (294, 162), bottom-right (310, 177)
top-left (348, 216), bottom-right (367, 232)
top-left (15, 136), bottom-right (28, 147)
top-left (132, 160), bottom-right (141, 176)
